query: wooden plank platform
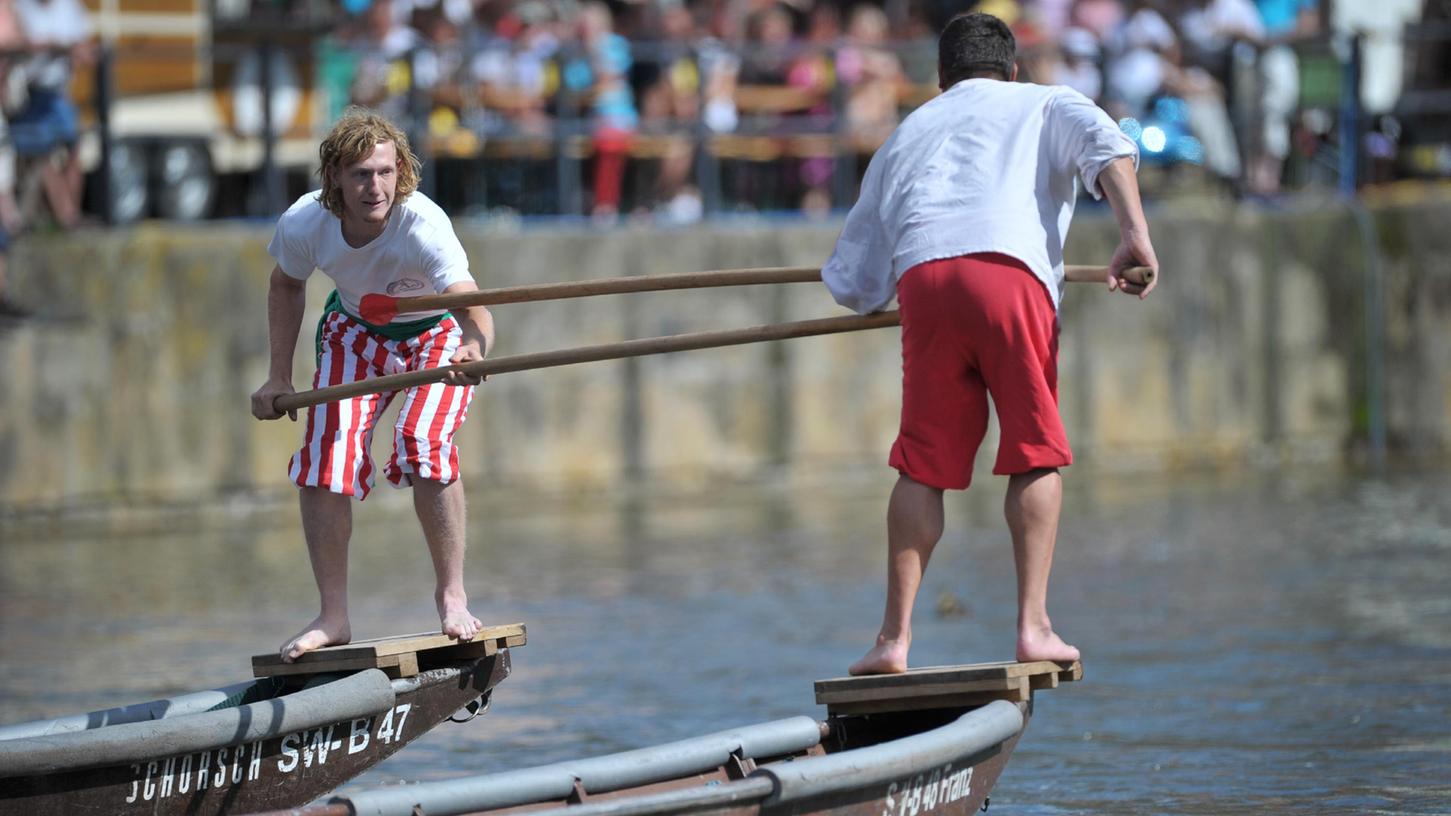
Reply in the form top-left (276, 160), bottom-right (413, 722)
top-left (251, 623), bottom-right (527, 679)
top-left (815, 660), bottom-right (1081, 716)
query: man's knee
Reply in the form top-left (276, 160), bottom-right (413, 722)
top-left (896, 471), bottom-right (947, 496)
top-left (300, 484), bottom-right (357, 503)
top-left (1006, 467), bottom-right (1062, 490)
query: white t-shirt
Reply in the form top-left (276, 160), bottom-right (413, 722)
top-left (268, 191), bottom-right (473, 322)
top-left (822, 79), bottom-right (1137, 314)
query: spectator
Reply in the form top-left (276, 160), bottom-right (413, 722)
top-left (839, 4), bottom-right (906, 149)
top-left (1012, 16), bottom-right (1059, 84)
top-left (696, 4), bottom-right (743, 135)
top-left (0, 0), bottom-right (20, 318)
top-left (12, 0), bottom-right (92, 228)
top-left (413, 6), bottom-right (465, 101)
top-left (412, 5), bottom-right (473, 149)
top-left (1055, 27), bottom-right (1104, 101)
top-left (1068, 0), bottom-right (1123, 44)
top-left (733, 4), bottom-right (835, 212)
top-left (625, 0), bottom-right (671, 109)
top-left (1105, 1), bottom-right (1175, 117)
top-left (0, 133), bottom-right (17, 321)
top-left (561, 1), bottom-right (638, 220)
top-left (1179, 0), bottom-right (1264, 81)
top-left (1249, 0), bottom-right (1319, 194)
top-left (793, 4), bottom-right (839, 214)
top-left (652, 1), bottom-right (705, 127)
top-left (1161, 50), bottom-right (1243, 185)
top-left (344, 0), bottom-right (421, 119)
top-left (739, 3), bottom-right (798, 87)
top-left (1106, 0), bottom-right (1242, 185)
top-left (469, 0), bottom-right (559, 137)
top-left (1027, 0), bottom-right (1077, 40)
top-left (635, 0), bottom-right (704, 223)
top-left (0, 0), bottom-right (26, 226)
top-left (797, 2), bottom-right (840, 107)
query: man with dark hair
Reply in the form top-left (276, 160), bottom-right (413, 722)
top-left (823, 12), bottom-right (1158, 675)
top-left (250, 109), bottom-right (495, 663)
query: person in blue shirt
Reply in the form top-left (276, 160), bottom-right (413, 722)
top-left (1249, 0), bottom-right (1320, 193)
top-left (562, 2), bottom-right (638, 218)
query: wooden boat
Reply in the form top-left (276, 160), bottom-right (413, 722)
top-left (255, 659), bottom-right (1081, 816)
top-left (0, 624), bottom-right (526, 816)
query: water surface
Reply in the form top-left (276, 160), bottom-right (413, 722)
top-left (2, 467), bottom-right (1448, 813)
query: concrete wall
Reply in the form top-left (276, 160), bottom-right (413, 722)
top-left (2, 191), bottom-right (1449, 513)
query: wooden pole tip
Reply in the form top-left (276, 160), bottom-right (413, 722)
top-left (1127, 266), bottom-right (1155, 286)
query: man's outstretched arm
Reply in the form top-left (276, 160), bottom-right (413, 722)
top-left (251, 266), bottom-right (307, 420)
top-left (440, 280), bottom-right (494, 387)
top-left (1096, 157), bottom-right (1160, 299)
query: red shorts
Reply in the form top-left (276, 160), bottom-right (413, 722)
top-left (889, 253), bottom-right (1071, 490)
top-left (290, 311), bottom-right (474, 500)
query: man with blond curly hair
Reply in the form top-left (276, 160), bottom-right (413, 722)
top-left (250, 108), bottom-right (495, 662)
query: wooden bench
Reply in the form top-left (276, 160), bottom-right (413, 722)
top-left (815, 660), bottom-right (1082, 716)
top-left (251, 623), bottom-right (527, 680)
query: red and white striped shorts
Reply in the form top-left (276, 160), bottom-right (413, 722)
top-left (290, 311), bottom-right (474, 499)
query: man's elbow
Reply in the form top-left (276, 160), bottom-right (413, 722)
top-left (825, 284), bottom-right (861, 315)
top-left (1091, 156), bottom-right (1137, 195)
top-left (1099, 155), bottom-right (1136, 181)
top-left (831, 290), bottom-right (884, 316)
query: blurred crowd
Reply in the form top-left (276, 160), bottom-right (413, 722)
top-left (318, 0), bottom-right (1326, 219)
top-left (0, 0), bottom-right (1355, 318)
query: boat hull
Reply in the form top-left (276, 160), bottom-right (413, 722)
top-left (769, 702), bottom-right (1025, 816)
top-left (0, 652), bottom-right (511, 816)
top-left (279, 699), bottom-right (1030, 816)
top-left (758, 728), bottom-right (1022, 816)
top-left (484, 718), bottom-right (1025, 816)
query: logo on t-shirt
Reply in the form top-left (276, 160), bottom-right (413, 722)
top-left (387, 278), bottom-right (426, 295)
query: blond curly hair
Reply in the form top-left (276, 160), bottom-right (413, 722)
top-left (317, 108), bottom-right (421, 218)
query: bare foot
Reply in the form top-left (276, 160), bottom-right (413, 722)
top-left (1016, 625), bottom-right (1080, 663)
top-left (849, 636), bottom-right (910, 675)
top-left (438, 591), bottom-right (482, 642)
top-left (279, 616), bottom-right (351, 663)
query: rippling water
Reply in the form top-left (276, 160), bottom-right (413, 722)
top-left (2, 467), bottom-right (1449, 813)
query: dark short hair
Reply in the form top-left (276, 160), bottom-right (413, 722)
top-left (938, 12), bottom-right (1016, 86)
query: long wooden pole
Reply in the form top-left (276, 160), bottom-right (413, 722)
top-left (357, 266), bottom-right (820, 323)
top-left (274, 311), bottom-right (903, 413)
top-left (357, 264), bottom-right (1152, 323)
top-left (286, 263), bottom-right (1155, 412)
